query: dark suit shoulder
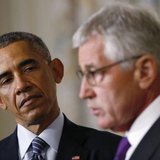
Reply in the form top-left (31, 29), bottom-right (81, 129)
top-left (0, 132), bottom-right (16, 148)
top-left (0, 131), bottom-right (19, 160)
top-left (64, 115), bottom-right (121, 145)
top-left (69, 119), bottom-right (121, 148)
top-left (56, 115), bottom-right (121, 160)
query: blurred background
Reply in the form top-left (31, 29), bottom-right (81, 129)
top-left (0, 0), bottom-right (160, 139)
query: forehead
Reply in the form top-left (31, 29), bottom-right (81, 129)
top-left (0, 41), bottom-right (42, 66)
top-left (78, 34), bottom-right (108, 68)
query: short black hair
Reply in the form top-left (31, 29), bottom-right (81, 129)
top-left (0, 31), bottom-right (51, 62)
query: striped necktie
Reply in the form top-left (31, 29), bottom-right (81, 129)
top-left (31, 137), bottom-right (47, 160)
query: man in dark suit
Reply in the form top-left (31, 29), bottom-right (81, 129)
top-left (73, 2), bottom-right (160, 160)
top-left (0, 31), bottom-right (120, 160)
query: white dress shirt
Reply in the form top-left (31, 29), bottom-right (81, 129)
top-left (17, 112), bottom-right (64, 160)
top-left (125, 96), bottom-right (160, 160)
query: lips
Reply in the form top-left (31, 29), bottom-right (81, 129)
top-left (90, 107), bottom-right (102, 116)
top-left (20, 94), bottom-right (42, 108)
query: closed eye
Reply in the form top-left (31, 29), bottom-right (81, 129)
top-left (0, 76), bottom-right (13, 86)
top-left (19, 58), bottom-right (40, 73)
top-left (23, 65), bottom-right (38, 72)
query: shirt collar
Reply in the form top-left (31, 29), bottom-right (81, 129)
top-left (126, 95), bottom-right (160, 148)
top-left (17, 112), bottom-right (64, 159)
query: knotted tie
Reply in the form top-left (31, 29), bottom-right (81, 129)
top-left (31, 137), bottom-right (47, 160)
top-left (114, 137), bottom-right (131, 160)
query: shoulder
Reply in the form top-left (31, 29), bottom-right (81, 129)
top-left (0, 134), bottom-right (13, 147)
top-left (0, 131), bottom-right (18, 148)
top-left (63, 115), bottom-right (121, 146)
top-left (74, 122), bottom-right (121, 146)
top-left (0, 131), bottom-right (19, 160)
top-left (61, 115), bottom-right (121, 159)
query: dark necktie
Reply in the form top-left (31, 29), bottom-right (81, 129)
top-left (114, 137), bottom-right (131, 160)
top-left (31, 137), bottom-right (47, 160)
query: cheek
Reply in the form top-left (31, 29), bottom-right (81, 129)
top-left (0, 86), bottom-right (15, 105)
top-left (96, 76), bottom-right (129, 119)
top-left (98, 75), bottom-right (119, 106)
top-left (102, 78), bottom-right (138, 122)
top-left (96, 87), bottom-right (116, 115)
top-left (37, 73), bottom-right (56, 100)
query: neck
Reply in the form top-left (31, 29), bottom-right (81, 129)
top-left (17, 108), bottom-right (60, 135)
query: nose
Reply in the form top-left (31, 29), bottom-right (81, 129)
top-left (79, 77), bottom-right (95, 99)
top-left (15, 74), bottom-right (31, 95)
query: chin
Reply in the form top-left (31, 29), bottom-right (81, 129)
top-left (27, 115), bottom-right (45, 125)
top-left (97, 119), bottom-right (112, 130)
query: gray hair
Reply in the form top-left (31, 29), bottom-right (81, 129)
top-left (0, 32), bottom-right (51, 62)
top-left (73, 3), bottom-right (160, 68)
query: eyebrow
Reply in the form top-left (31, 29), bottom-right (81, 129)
top-left (17, 58), bottom-right (38, 68)
top-left (0, 59), bottom-right (39, 80)
top-left (0, 71), bottom-right (11, 81)
top-left (78, 64), bottom-right (96, 71)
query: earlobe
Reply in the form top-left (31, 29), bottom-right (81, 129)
top-left (0, 98), bottom-right (7, 110)
top-left (0, 104), bottom-right (7, 110)
top-left (50, 58), bottom-right (64, 83)
top-left (134, 55), bottom-right (158, 89)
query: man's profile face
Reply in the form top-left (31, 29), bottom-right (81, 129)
top-left (78, 34), bottom-right (143, 131)
top-left (0, 40), bottom-right (61, 126)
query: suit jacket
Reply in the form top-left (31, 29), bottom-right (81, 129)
top-left (129, 117), bottom-right (160, 160)
top-left (0, 115), bottom-right (121, 160)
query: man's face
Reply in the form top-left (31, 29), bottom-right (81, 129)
top-left (78, 34), bottom-right (144, 131)
top-left (0, 41), bottom-right (63, 127)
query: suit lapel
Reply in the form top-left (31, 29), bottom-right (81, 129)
top-left (56, 116), bottom-right (89, 160)
top-left (130, 117), bottom-right (160, 160)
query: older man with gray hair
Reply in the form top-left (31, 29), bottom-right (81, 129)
top-left (73, 2), bottom-right (160, 160)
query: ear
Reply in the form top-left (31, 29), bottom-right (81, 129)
top-left (0, 98), bottom-right (7, 110)
top-left (49, 58), bottom-right (64, 83)
top-left (134, 55), bottom-right (158, 89)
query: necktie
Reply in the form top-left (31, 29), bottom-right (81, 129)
top-left (114, 137), bottom-right (131, 160)
top-left (31, 137), bottom-right (47, 160)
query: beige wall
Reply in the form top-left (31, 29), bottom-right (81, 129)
top-left (0, 0), bottom-right (159, 139)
